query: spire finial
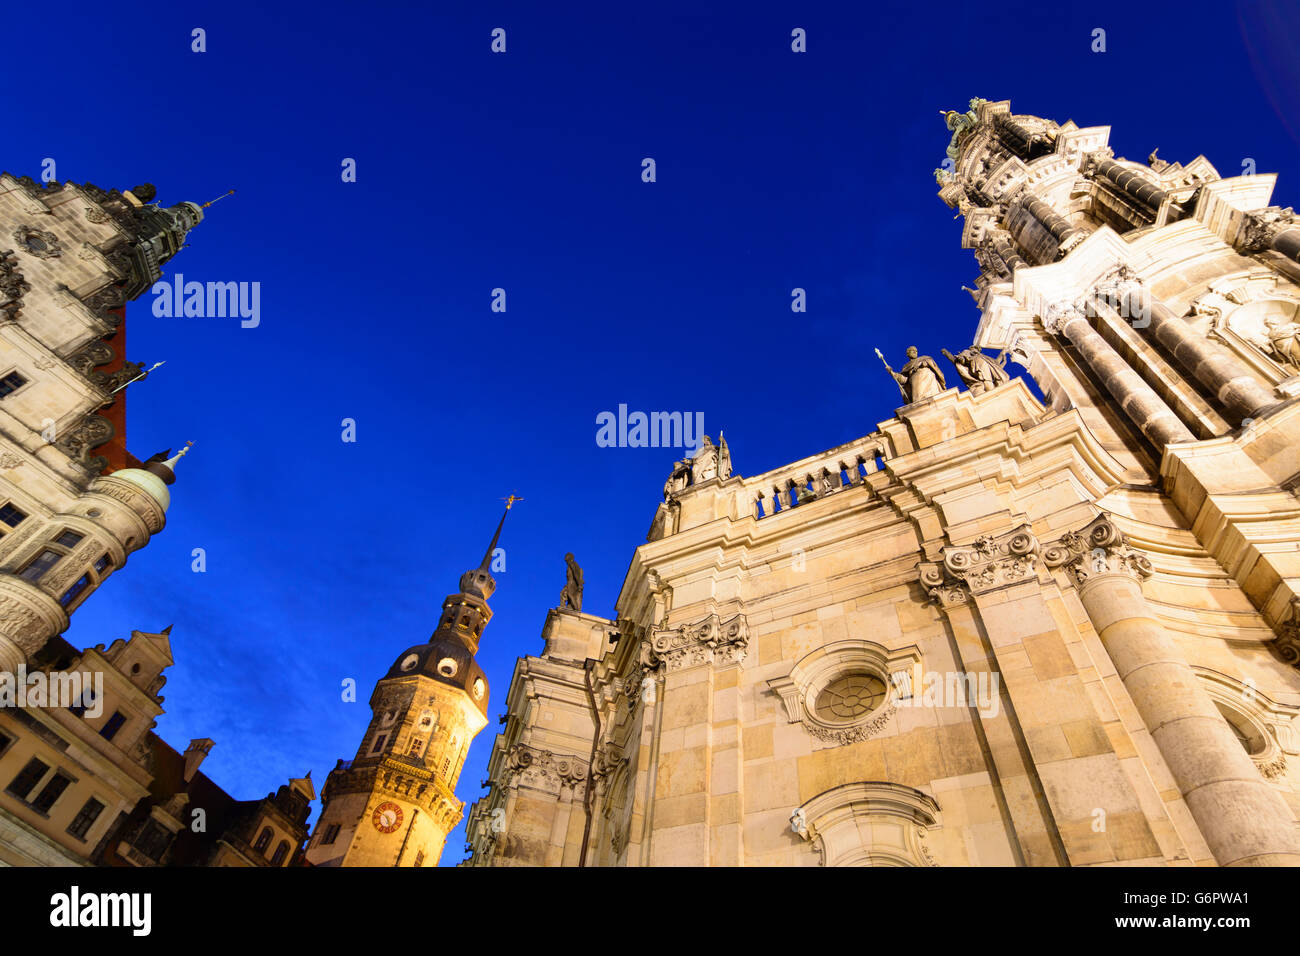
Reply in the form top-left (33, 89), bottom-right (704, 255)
top-left (200, 189), bottom-right (235, 209)
top-left (478, 493), bottom-right (521, 570)
top-left (163, 441), bottom-right (194, 470)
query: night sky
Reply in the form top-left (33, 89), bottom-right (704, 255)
top-left (7, 0), bottom-right (1298, 864)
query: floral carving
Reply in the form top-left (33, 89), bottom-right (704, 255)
top-left (12, 226), bottom-right (61, 259)
top-left (1042, 514), bottom-right (1153, 588)
top-left (648, 612), bottom-right (748, 672)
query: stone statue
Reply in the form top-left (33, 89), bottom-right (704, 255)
top-left (717, 431), bottom-right (732, 480)
top-left (662, 457), bottom-right (692, 498)
top-left (879, 346), bottom-right (946, 404)
top-left (691, 436), bottom-right (719, 483)
top-left (942, 346), bottom-right (1011, 396)
top-left (560, 553), bottom-right (583, 613)
top-left (1264, 316), bottom-right (1300, 371)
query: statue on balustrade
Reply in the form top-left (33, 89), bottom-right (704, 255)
top-left (942, 345), bottom-right (1011, 395)
top-left (690, 433), bottom-right (733, 484)
top-left (560, 553), bottom-right (583, 613)
top-left (663, 457), bottom-right (692, 498)
top-left (878, 346), bottom-right (946, 404)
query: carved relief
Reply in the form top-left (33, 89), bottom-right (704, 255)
top-left (920, 525), bottom-right (1040, 604)
top-left (1042, 514), bottom-right (1152, 588)
top-left (12, 226), bottom-right (61, 259)
top-left (647, 612), bottom-right (747, 671)
top-left (501, 744), bottom-right (589, 797)
top-left (53, 413), bottom-right (114, 474)
top-left (0, 250), bottom-right (29, 320)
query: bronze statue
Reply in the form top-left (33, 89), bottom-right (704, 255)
top-left (942, 346), bottom-right (1011, 396)
top-left (560, 552), bottom-right (583, 612)
top-left (877, 346), bottom-right (945, 403)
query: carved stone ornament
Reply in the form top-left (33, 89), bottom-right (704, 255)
top-left (919, 525), bottom-right (1040, 605)
top-left (0, 452), bottom-right (22, 470)
top-left (1040, 299), bottom-right (1086, 336)
top-left (1273, 597), bottom-right (1300, 671)
top-left (501, 744), bottom-right (588, 797)
top-left (648, 612), bottom-right (747, 672)
top-left (83, 206), bottom-right (111, 225)
top-left (1042, 513), bottom-right (1153, 588)
top-left (53, 413), bottom-right (114, 474)
top-left (1242, 207), bottom-right (1296, 253)
top-left (0, 250), bottom-right (30, 320)
top-left (12, 226), bottom-right (61, 259)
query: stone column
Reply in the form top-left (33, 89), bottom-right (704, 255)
top-left (1083, 153), bottom-right (1174, 218)
top-left (1097, 271), bottom-right (1276, 421)
top-left (1008, 194), bottom-right (1084, 264)
top-left (1043, 302), bottom-right (1196, 447)
top-left (1044, 514), bottom-right (1300, 866)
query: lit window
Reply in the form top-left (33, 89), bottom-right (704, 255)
top-left (18, 549), bottom-right (61, 583)
top-left (60, 574), bottom-right (91, 608)
top-left (0, 503), bottom-right (26, 527)
top-left (0, 371), bottom-right (27, 398)
top-left (54, 530), bottom-right (83, 549)
top-left (67, 798), bottom-right (105, 841)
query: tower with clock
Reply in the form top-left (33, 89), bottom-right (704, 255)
top-left (305, 501), bottom-right (515, 867)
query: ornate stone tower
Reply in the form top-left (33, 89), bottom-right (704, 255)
top-left (306, 504), bottom-right (513, 867)
top-left (467, 100), bottom-right (1300, 868)
top-left (0, 176), bottom-right (202, 673)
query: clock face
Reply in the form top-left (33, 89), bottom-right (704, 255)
top-left (372, 801), bottom-right (403, 834)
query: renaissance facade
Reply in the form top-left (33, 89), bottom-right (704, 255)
top-left (463, 100), bottom-right (1300, 867)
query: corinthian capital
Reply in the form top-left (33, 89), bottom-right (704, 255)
top-left (649, 612), bottom-right (748, 671)
top-left (1041, 299), bottom-right (1086, 336)
top-left (1042, 513), bottom-right (1153, 588)
top-left (919, 525), bottom-right (1040, 605)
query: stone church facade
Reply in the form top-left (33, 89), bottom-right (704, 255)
top-left (463, 100), bottom-right (1300, 867)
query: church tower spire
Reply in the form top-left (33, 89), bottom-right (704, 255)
top-left (306, 502), bottom-right (516, 867)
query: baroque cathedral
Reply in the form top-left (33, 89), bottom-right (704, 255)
top-left (460, 98), bottom-right (1300, 867)
top-left (6, 97), bottom-right (1300, 867)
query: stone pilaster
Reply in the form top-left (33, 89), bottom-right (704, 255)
top-left (1043, 514), bottom-right (1300, 866)
top-left (643, 612), bottom-right (747, 866)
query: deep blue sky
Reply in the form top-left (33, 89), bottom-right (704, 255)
top-left (7, 1), bottom-right (1297, 864)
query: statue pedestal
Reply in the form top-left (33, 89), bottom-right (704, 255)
top-left (541, 608), bottom-right (616, 664)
